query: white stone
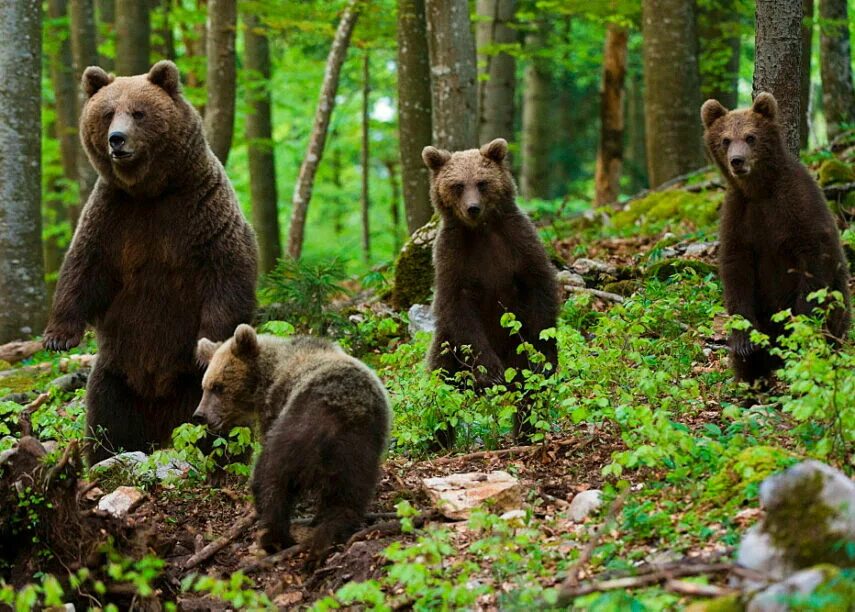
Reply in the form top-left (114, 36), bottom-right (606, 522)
top-left (567, 489), bottom-right (603, 522)
top-left (90, 451), bottom-right (191, 481)
top-left (422, 471), bottom-right (522, 520)
top-left (408, 304), bottom-right (436, 336)
top-left (556, 270), bottom-right (586, 288)
top-left (683, 241), bottom-right (719, 258)
top-left (571, 258), bottom-right (617, 276)
top-left (97, 486), bottom-right (145, 518)
top-left (747, 568), bottom-right (827, 612)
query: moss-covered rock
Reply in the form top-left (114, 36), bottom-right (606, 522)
top-left (818, 159), bottom-right (855, 187)
top-left (612, 189), bottom-right (723, 232)
top-left (390, 217), bottom-right (438, 310)
top-left (601, 280), bottom-right (642, 297)
top-left (704, 446), bottom-right (796, 508)
top-left (646, 258), bottom-right (718, 281)
top-left (684, 594), bottom-right (744, 612)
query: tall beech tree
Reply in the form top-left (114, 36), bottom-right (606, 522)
top-left (69, 0), bottom-right (98, 209)
top-left (115, 0), bottom-right (150, 75)
top-left (800, 0), bottom-right (814, 148)
top-left (819, 0), bottom-right (855, 140)
top-left (476, 0), bottom-right (517, 144)
top-left (521, 20), bottom-right (550, 200)
top-left (204, 0), bottom-right (236, 165)
top-left (594, 23), bottom-right (628, 206)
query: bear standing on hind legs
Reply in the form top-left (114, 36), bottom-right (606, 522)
top-left (422, 138), bottom-right (559, 445)
top-left (701, 92), bottom-right (851, 384)
top-left (42, 61), bottom-right (258, 463)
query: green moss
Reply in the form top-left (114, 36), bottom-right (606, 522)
top-left (818, 159), bottom-right (855, 187)
top-left (0, 370), bottom-right (43, 394)
top-left (612, 189), bottom-right (723, 232)
top-left (812, 565), bottom-right (855, 608)
top-left (685, 593), bottom-right (745, 612)
top-left (390, 217), bottom-right (438, 310)
top-left (602, 280), bottom-right (642, 297)
top-left (704, 446), bottom-right (796, 508)
top-left (646, 258), bottom-right (717, 281)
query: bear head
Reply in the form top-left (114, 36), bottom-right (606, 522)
top-left (422, 138), bottom-right (516, 227)
top-left (79, 60), bottom-right (202, 193)
top-left (193, 324), bottom-right (262, 431)
top-left (700, 92), bottom-right (784, 184)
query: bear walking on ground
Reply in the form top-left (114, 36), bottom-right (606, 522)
top-left (194, 325), bottom-right (390, 561)
top-left (701, 93), bottom-right (851, 383)
top-left (43, 61), bottom-right (258, 463)
top-left (422, 138), bottom-right (559, 445)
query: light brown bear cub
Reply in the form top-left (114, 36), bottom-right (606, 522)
top-left (194, 325), bottom-right (390, 560)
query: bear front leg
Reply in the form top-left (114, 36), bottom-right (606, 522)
top-left (720, 239), bottom-right (760, 379)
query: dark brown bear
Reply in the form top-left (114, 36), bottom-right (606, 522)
top-left (194, 326), bottom-right (390, 562)
top-left (701, 92), bottom-right (851, 383)
top-left (43, 61), bottom-right (258, 463)
top-left (422, 138), bottom-right (559, 444)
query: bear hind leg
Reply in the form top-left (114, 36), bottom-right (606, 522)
top-left (86, 365), bottom-right (149, 464)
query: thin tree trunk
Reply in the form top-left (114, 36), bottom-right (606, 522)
top-left (754, 0), bottom-right (803, 156)
top-left (244, 11), bottom-right (280, 274)
top-left (819, 0), bottom-right (855, 140)
top-left (361, 49), bottom-right (371, 263)
top-left (162, 0), bottom-right (176, 59)
top-left (115, 0), bottom-right (150, 75)
top-left (396, 0), bottom-right (433, 234)
top-left (0, 0), bottom-right (47, 342)
top-left (476, 0), bottom-right (517, 143)
top-left (331, 139), bottom-right (344, 237)
top-left (385, 160), bottom-right (402, 252)
top-left (697, 0), bottom-right (740, 110)
top-left (642, 0), bottom-right (705, 187)
top-left (521, 20), bottom-right (550, 199)
top-left (204, 0), bottom-right (236, 165)
top-left (595, 23), bottom-right (628, 207)
top-left (69, 0), bottom-right (98, 214)
top-left (96, 0), bottom-right (114, 70)
top-left (425, 0), bottom-right (478, 151)
top-left (800, 0), bottom-right (814, 148)
top-left (287, 0), bottom-right (360, 260)
top-left (625, 70), bottom-right (648, 193)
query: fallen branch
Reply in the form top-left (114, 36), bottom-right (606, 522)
top-left (0, 340), bottom-right (43, 364)
top-left (567, 286), bottom-right (624, 304)
top-left (430, 436), bottom-right (584, 466)
top-left (665, 579), bottom-right (737, 597)
top-left (182, 510), bottom-right (256, 570)
top-left (345, 511), bottom-right (436, 546)
top-left (19, 392), bottom-right (50, 437)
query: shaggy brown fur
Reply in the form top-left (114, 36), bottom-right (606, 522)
top-left (43, 61), bottom-right (258, 462)
top-left (194, 325), bottom-right (390, 561)
top-left (422, 138), bottom-right (559, 444)
top-left (702, 92), bottom-right (851, 383)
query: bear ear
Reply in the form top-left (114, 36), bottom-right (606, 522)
top-left (422, 146), bottom-right (451, 171)
top-left (232, 324), bottom-right (260, 359)
top-left (480, 138), bottom-right (508, 163)
top-left (148, 60), bottom-right (181, 96)
top-left (82, 66), bottom-right (113, 98)
top-left (196, 338), bottom-right (223, 367)
top-left (700, 99), bottom-right (728, 129)
top-left (752, 92), bottom-right (778, 121)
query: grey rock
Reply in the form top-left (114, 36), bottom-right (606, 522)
top-left (408, 304), bottom-right (436, 336)
top-left (567, 489), bottom-right (603, 522)
top-left (571, 258), bottom-right (617, 276)
top-left (682, 241), bottom-right (719, 258)
top-left (747, 567), bottom-right (828, 612)
top-left (90, 450), bottom-right (191, 481)
top-left (0, 392), bottom-right (34, 405)
top-left (50, 370), bottom-right (89, 392)
top-left (422, 471), bottom-right (522, 520)
top-left (97, 486), bottom-right (145, 518)
top-left (556, 269), bottom-right (586, 288)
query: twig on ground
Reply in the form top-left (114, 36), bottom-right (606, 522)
top-left (665, 579), bottom-right (737, 597)
top-left (430, 436), bottom-right (584, 466)
top-left (19, 392), bottom-right (50, 437)
top-left (43, 440), bottom-right (78, 488)
top-left (567, 286), bottom-right (624, 304)
top-left (182, 510), bottom-right (256, 570)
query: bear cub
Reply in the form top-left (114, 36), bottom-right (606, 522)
top-left (422, 138), bottom-right (559, 443)
top-left (701, 92), bottom-right (851, 383)
top-left (194, 325), bottom-right (391, 560)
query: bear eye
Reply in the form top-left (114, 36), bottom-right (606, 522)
top-left (476, 180), bottom-right (488, 191)
top-left (132, 110), bottom-right (145, 121)
top-left (451, 182), bottom-right (464, 194)
top-left (103, 110), bottom-right (114, 121)
top-left (210, 383), bottom-right (224, 395)
top-left (745, 134), bottom-right (756, 145)
top-left (722, 137), bottom-right (731, 147)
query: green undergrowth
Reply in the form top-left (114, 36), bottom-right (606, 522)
top-left (609, 188), bottom-right (723, 236)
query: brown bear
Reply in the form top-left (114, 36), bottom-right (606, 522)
top-left (701, 92), bottom-right (851, 383)
top-left (43, 61), bottom-right (258, 463)
top-left (422, 138), bottom-right (559, 445)
top-left (193, 325), bottom-right (390, 562)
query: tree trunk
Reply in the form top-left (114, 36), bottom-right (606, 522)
top-left (361, 50), bottom-right (372, 263)
top-left (287, 0), bottom-right (360, 260)
top-left (155, 0), bottom-right (176, 60)
top-left (754, 0), bottom-right (803, 156)
top-left (697, 0), bottom-right (740, 110)
top-left (521, 20), bottom-right (551, 199)
top-left (476, 0), bottom-right (516, 144)
top-left (69, 0), bottom-right (98, 213)
top-left (396, 0), bottom-right (433, 234)
top-left (425, 0), bottom-right (478, 151)
top-left (244, 11), bottom-right (280, 274)
top-left (625, 70), bottom-right (648, 192)
top-left (594, 23), bottom-right (628, 207)
top-left (819, 0), bottom-right (855, 140)
top-left (115, 0), bottom-right (150, 75)
top-left (96, 0), bottom-right (114, 70)
top-left (799, 0), bottom-right (814, 148)
top-left (385, 160), bottom-right (402, 252)
top-left (204, 0), bottom-right (236, 165)
top-left (0, 0), bottom-right (47, 342)
top-left (642, 0), bottom-right (706, 187)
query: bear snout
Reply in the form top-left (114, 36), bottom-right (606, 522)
top-left (466, 203), bottom-right (481, 219)
top-left (108, 131), bottom-right (126, 151)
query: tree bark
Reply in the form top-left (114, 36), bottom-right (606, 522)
top-left (425, 0), bottom-right (478, 151)
top-left (396, 0), bottom-right (433, 234)
top-left (476, 0), bottom-right (516, 144)
top-left (287, 0), bottom-right (360, 260)
top-left (69, 0), bottom-right (98, 212)
top-left (521, 20), bottom-right (551, 199)
top-left (244, 11), bottom-right (280, 274)
top-left (800, 0), bottom-right (814, 148)
top-left (642, 0), bottom-right (706, 187)
top-left (0, 0), bottom-right (47, 342)
top-left (385, 160), bottom-right (402, 252)
top-left (697, 0), bottom-right (740, 110)
top-left (115, 0), bottom-right (150, 75)
top-left (361, 49), bottom-right (371, 263)
top-left (754, 0), bottom-right (803, 156)
top-left (594, 23), bottom-right (628, 207)
top-left (819, 0), bottom-right (855, 140)
top-left (96, 0), bottom-right (114, 70)
top-left (625, 70), bottom-right (648, 192)
top-left (204, 0), bottom-right (236, 165)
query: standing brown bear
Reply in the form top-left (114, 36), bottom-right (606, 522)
top-left (422, 138), bottom-right (559, 444)
top-left (43, 61), bottom-right (258, 462)
top-left (701, 93), bottom-right (851, 383)
top-left (193, 326), bottom-right (390, 562)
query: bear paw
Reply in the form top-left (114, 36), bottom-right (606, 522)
top-left (42, 322), bottom-right (85, 351)
top-left (731, 331), bottom-right (758, 359)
